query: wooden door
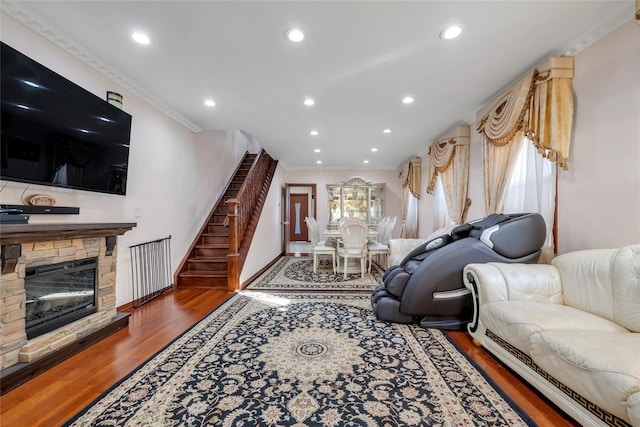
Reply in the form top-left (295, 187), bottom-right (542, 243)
top-left (289, 194), bottom-right (309, 241)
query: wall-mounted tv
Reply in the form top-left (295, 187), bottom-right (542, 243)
top-left (1, 42), bottom-right (132, 196)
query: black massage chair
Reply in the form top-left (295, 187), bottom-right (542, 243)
top-left (371, 213), bottom-right (546, 329)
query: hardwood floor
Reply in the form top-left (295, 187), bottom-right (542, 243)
top-left (0, 287), bottom-right (578, 426)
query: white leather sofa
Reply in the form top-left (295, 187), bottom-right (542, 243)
top-left (463, 244), bottom-right (640, 427)
top-left (387, 225), bottom-right (458, 267)
top-left (388, 238), bottom-right (427, 267)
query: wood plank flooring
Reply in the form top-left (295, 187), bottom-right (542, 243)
top-left (0, 287), bottom-right (578, 426)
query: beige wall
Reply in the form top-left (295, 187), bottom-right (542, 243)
top-left (241, 163), bottom-right (286, 284)
top-left (418, 19), bottom-right (640, 252)
top-left (557, 20), bottom-right (640, 251)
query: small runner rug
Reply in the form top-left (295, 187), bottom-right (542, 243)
top-left (65, 292), bottom-right (534, 426)
top-left (245, 256), bottom-right (384, 291)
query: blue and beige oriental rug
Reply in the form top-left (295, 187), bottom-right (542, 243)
top-left (65, 292), bottom-right (534, 426)
top-left (245, 256), bottom-right (384, 292)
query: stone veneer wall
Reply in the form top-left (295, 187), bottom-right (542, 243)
top-left (0, 237), bottom-right (118, 368)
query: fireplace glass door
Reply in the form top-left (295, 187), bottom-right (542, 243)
top-left (25, 257), bottom-right (98, 339)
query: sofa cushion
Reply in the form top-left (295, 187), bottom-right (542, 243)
top-left (612, 244), bottom-right (640, 332)
top-left (552, 249), bottom-right (617, 322)
top-left (530, 330), bottom-right (640, 424)
top-left (482, 301), bottom-right (628, 354)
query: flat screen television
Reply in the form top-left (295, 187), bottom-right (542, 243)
top-left (1, 42), bottom-right (132, 196)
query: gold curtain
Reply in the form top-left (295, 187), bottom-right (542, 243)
top-left (477, 70), bottom-right (535, 146)
top-left (399, 157), bottom-right (421, 238)
top-left (477, 57), bottom-right (573, 214)
top-left (525, 58), bottom-right (574, 170)
top-left (477, 57), bottom-right (574, 170)
top-left (402, 157), bottom-right (422, 199)
top-left (426, 125), bottom-right (470, 224)
top-left (427, 139), bottom-right (456, 194)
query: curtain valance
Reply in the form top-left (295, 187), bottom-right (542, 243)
top-left (426, 125), bottom-right (470, 224)
top-left (400, 157), bottom-right (422, 199)
top-left (477, 57), bottom-right (574, 169)
top-left (426, 126), bottom-right (470, 194)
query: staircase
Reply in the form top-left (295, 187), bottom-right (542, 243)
top-left (175, 153), bottom-right (256, 288)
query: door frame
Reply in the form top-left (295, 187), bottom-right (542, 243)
top-left (284, 183), bottom-right (317, 253)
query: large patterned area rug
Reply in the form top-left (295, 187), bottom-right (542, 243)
top-left (245, 256), bottom-right (384, 291)
top-left (66, 292), bottom-right (534, 426)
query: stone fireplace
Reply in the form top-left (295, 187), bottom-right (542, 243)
top-left (0, 223), bottom-right (135, 384)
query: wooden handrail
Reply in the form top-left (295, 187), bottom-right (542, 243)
top-left (226, 149), bottom-right (274, 291)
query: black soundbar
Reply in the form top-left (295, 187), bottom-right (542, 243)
top-left (1, 204), bottom-right (80, 215)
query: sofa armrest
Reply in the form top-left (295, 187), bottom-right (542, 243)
top-left (388, 239), bottom-right (427, 267)
top-left (463, 262), bottom-right (564, 336)
top-left (463, 262), bottom-right (564, 305)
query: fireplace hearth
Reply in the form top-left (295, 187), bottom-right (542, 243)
top-left (25, 258), bottom-right (98, 340)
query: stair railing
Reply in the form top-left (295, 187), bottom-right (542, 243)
top-left (226, 149), bottom-right (273, 291)
top-left (173, 151), bottom-right (253, 287)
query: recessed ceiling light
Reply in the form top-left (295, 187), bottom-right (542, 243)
top-left (204, 99), bottom-right (215, 107)
top-left (310, 130), bottom-right (319, 136)
top-left (402, 96), bottom-right (414, 104)
top-left (440, 25), bottom-right (462, 40)
top-left (304, 98), bottom-right (315, 106)
top-left (22, 80), bottom-right (41, 88)
top-left (363, 160), bottom-right (370, 164)
top-left (314, 149), bottom-right (321, 153)
top-left (316, 160), bottom-right (322, 164)
top-left (285, 28), bottom-right (305, 42)
top-left (371, 148), bottom-right (378, 152)
top-left (383, 128), bottom-right (392, 134)
top-left (132, 32), bottom-right (150, 45)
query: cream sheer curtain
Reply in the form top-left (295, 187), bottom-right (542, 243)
top-left (503, 135), bottom-right (556, 262)
top-left (477, 56), bottom-right (574, 215)
top-left (433, 177), bottom-right (455, 230)
top-left (482, 130), bottom-right (524, 214)
top-left (427, 125), bottom-right (470, 225)
top-left (399, 157), bottom-right (421, 238)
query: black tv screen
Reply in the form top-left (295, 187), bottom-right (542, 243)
top-left (1, 42), bottom-right (132, 195)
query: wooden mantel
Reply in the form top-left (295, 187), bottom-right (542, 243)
top-left (0, 222), bottom-right (137, 245)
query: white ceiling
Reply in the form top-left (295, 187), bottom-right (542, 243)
top-left (2, 1), bottom-right (634, 170)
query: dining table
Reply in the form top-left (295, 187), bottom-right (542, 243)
top-left (322, 228), bottom-right (378, 239)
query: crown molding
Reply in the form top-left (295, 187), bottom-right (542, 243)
top-left (559, 6), bottom-right (634, 57)
top-left (1, 1), bottom-right (203, 133)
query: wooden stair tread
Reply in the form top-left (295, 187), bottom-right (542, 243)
top-left (196, 243), bottom-right (228, 249)
top-left (188, 257), bottom-right (227, 262)
top-left (179, 271), bottom-right (228, 277)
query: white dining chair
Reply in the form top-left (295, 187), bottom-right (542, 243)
top-left (305, 217), bottom-right (336, 273)
top-left (336, 221), bottom-right (369, 279)
top-left (367, 216), bottom-right (396, 272)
